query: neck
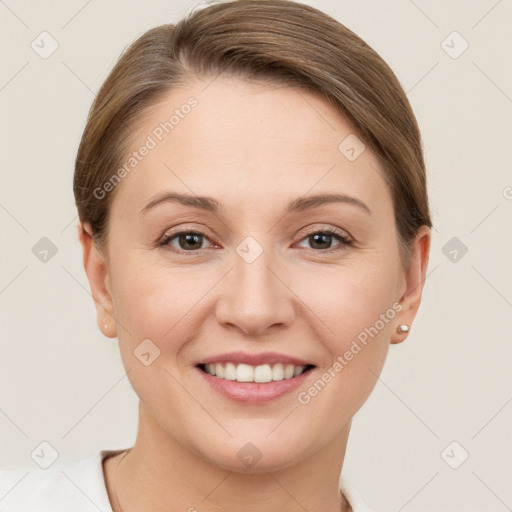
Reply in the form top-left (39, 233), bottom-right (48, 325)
top-left (109, 402), bottom-right (353, 512)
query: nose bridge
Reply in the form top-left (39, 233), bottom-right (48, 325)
top-left (215, 236), bottom-right (294, 335)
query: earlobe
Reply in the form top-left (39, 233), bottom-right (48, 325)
top-left (78, 222), bottom-right (118, 338)
top-left (391, 225), bottom-right (431, 345)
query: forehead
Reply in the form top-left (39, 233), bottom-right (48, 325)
top-left (110, 75), bottom-right (391, 217)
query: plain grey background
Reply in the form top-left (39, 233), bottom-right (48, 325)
top-left (1, 1), bottom-right (511, 511)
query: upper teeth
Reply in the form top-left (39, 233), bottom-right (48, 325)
top-left (203, 363), bottom-right (308, 383)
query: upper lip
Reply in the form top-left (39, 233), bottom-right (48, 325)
top-left (197, 351), bottom-right (314, 367)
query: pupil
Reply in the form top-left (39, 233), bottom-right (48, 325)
top-left (312, 233), bottom-right (331, 249)
top-left (180, 233), bottom-right (202, 250)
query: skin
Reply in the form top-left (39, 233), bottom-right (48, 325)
top-left (79, 75), bottom-right (431, 512)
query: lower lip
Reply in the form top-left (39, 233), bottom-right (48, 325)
top-left (196, 366), bottom-right (314, 404)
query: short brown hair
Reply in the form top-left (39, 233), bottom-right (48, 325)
top-left (73, 0), bottom-right (432, 270)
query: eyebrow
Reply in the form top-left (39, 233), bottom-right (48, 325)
top-left (140, 192), bottom-right (371, 216)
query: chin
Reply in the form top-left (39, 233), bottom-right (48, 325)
top-left (190, 427), bottom-right (315, 474)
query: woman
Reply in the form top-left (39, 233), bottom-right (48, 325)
top-left (0, 0), bottom-right (432, 510)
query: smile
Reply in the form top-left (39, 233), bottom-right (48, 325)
top-left (199, 362), bottom-right (315, 383)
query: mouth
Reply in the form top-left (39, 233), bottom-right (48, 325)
top-left (197, 362), bottom-right (316, 383)
top-left (195, 354), bottom-right (317, 403)
top-left (196, 361), bottom-right (316, 405)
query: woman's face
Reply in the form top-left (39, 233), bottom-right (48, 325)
top-left (83, 75), bottom-right (430, 472)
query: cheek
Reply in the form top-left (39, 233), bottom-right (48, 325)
top-left (296, 261), bottom-right (397, 403)
top-left (110, 261), bottom-right (202, 404)
top-left (291, 267), bottom-right (396, 423)
top-left (301, 261), bottom-right (398, 343)
top-left (109, 254), bottom-right (195, 343)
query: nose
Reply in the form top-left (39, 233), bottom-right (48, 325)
top-left (215, 247), bottom-right (296, 337)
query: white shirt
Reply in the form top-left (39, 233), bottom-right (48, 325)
top-left (0, 449), bottom-right (374, 511)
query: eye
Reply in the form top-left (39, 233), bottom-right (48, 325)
top-left (159, 230), bottom-right (213, 252)
top-left (295, 228), bottom-right (353, 252)
top-left (158, 227), bottom-right (353, 254)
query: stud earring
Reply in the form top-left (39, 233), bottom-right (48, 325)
top-left (396, 324), bottom-right (410, 334)
top-left (103, 321), bottom-right (108, 331)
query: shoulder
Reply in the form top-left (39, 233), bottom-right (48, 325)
top-left (0, 449), bottom-right (125, 512)
top-left (340, 474), bottom-right (376, 512)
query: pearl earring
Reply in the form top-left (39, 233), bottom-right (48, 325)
top-left (396, 324), bottom-right (410, 334)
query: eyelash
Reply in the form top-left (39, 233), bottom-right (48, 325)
top-left (157, 227), bottom-right (353, 254)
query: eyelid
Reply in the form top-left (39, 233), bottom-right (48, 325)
top-left (298, 224), bottom-right (352, 243)
top-left (158, 222), bottom-right (215, 240)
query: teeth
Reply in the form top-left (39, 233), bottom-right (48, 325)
top-left (202, 362), bottom-right (310, 382)
top-left (215, 363), bottom-right (224, 378)
top-left (224, 362), bottom-right (237, 380)
top-left (283, 364), bottom-right (295, 379)
top-left (254, 364), bottom-right (272, 383)
top-left (272, 364), bottom-right (284, 381)
top-left (236, 363), bottom-right (253, 382)
top-left (293, 365), bottom-right (305, 377)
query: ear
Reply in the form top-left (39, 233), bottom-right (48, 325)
top-left (77, 222), bottom-right (117, 338)
top-left (391, 225), bottom-right (431, 344)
